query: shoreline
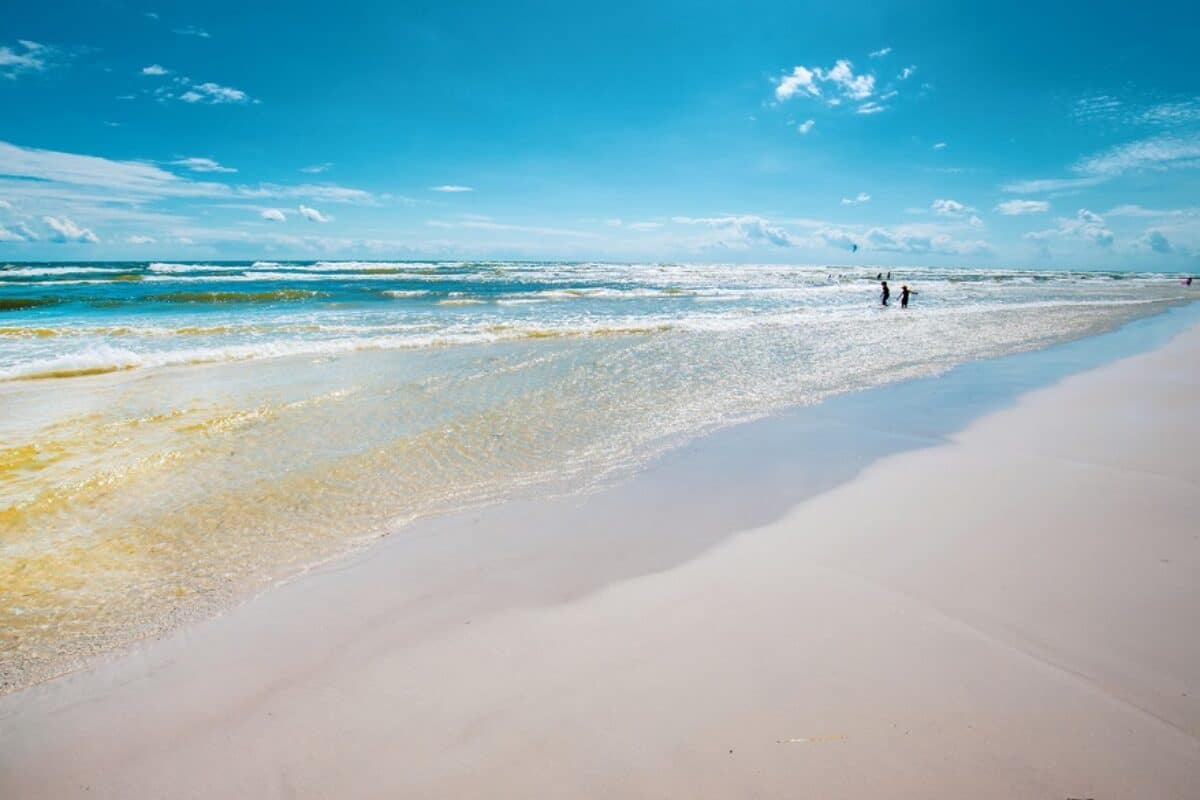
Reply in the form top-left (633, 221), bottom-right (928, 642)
top-left (2, 307), bottom-right (1198, 797)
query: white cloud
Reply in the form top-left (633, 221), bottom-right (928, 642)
top-left (627, 221), bottom-right (663, 231)
top-left (856, 101), bottom-right (886, 115)
top-left (1104, 204), bottom-right (1197, 218)
top-left (0, 198), bottom-right (11, 209)
top-left (127, 234), bottom-right (156, 244)
top-left (1144, 230), bottom-right (1172, 253)
top-left (996, 199), bottom-right (1050, 215)
top-left (931, 198), bottom-right (975, 217)
top-left (869, 47), bottom-right (892, 58)
top-left (141, 64), bottom-right (168, 76)
top-left (776, 59), bottom-right (876, 103)
top-left (1074, 133), bottom-right (1200, 177)
top-left (0, 40), bottom-right (50, 78)
top-left (672, 215), bottom-right (797, 247)
top-left (179, 81), bottom-right (250, 104)
top-left (841, 192), bottom-right (871, 205)
top-left (0, 226), bottom-right (28, 242)
top-left (932, 142), bottom-right (947, 150)
top-left (603, 218), bottom-right (622, 227)
top-left (898, 66), bottom-right (916, 80)
top-left (430, 184), bottom-right (474, 192)
top-left (300, 163), bottom-right (332, 174)
top-left (818, 223), bottom-right (990, 256)
top-left (298, 204), bottom-right (331, 223)
top-left (1026, 208), bottom-right (1114, 248)
top-left (0, 141), bottom-right (379, 234)
top-left (426, 219), bottom-right (598, 238)
top-left (1001, 175), bottom-right (1108, 193)
top-left (775, 66), bottom-right (819, 101)
top-left (820, 60), bottom-right (875, 100)
top-left (1139, 100), bottom-right (1200, 126)
top-left (172, 156), bottom-right (236, 173)
top-left (173, 26), bottom-right (210, 38)
top-left (797, 119), bottom-right (815, 134)
top-left (43, 215), bottom-right (99, 243)
top-left (261, 208), bottom-right (287, 222)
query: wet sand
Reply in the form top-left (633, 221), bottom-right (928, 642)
top-left (1, 321), bottom-right (1197, 799)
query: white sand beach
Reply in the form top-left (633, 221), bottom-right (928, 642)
top-left (1, 324), bottom-right (1197, 799)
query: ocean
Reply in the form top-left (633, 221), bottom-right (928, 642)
top-left (0, 260), bottom-right (1192, 689)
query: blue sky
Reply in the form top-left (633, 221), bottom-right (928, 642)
top-left (1, 0), bottom-right (1198, 267)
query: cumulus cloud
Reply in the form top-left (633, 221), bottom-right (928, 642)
top-left (776, 59), bottom-right (876, 103)
top-left (172, 156), bottom-right (236, 173)
top-left (261, 208), bottom-right (287, 222)
top-left (298, 204), bottom-right (330, 223)
top-left (797, 119), bottom-right (815, 134)
top-left (127, 234), bottom-right (155, 244)
top-left (775, 66), bottom-right (819, 101)
top-left (141, 64), bottom-right (168, 76)
top-left (841, 192), bottom-right (871, 205)
top-left (300, 163), bottom-right (332, 174)
top-left (430, 184), bottom-right (474, 192)
top-left (672, 215), bottom-right (797, 247)
top-left (869, 47), bottom-right (892, 58)
top-left (1026, 208), bottom-right (1114, 249)
top-left (931, 198), bottom-right (975, 217)
top-left (996, 199), bottom-right (1050, 215)
top-left (866, 226), bottom-right (990, 255)
top-left (43, 215), bottom-right (99, 243)
top-left (1145, 230), bottom-right (1172, 253)
top-left (179, 82), bottom-right (249, 104)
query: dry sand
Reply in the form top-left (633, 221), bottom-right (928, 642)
top-left (1, 325), bottom-right (1198, 798)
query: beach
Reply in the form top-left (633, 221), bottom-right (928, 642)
top-left (1, 305), bottom-right (1196, 798)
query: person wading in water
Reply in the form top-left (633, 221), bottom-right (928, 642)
top-left (899, 284), bottom-right (917, 309)
top-left (880, 280), bottom-right (890, 306)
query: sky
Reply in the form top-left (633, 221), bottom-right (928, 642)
top-left (1, 0), bottom-right (1198, 267)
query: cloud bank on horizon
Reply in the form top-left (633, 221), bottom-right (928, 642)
top-left (0, 1), bottom-right (1197, 267)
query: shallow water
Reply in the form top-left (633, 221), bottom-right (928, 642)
top-left (0, 260), bottom-right (1193, 689)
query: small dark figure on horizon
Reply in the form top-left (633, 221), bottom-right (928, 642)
top-left (1187, 277), bottom-right (1194, 286)
top-left (900, 284), bottom-right (917, 308)
top-left (887, 271), bottom-right (891, 280)
top-left (876, 272), bottom-right (883, 280)
top-left (880, 280), bottom-right (890, 306)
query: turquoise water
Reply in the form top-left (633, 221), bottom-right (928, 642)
top-left (0, 260), bottom-right (1194, 690)
top-left (0, 260), bottom-right (1189, 379)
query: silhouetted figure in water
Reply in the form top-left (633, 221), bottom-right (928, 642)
top-left (1187, 277), bottom-right (1194, 286)
top-left (900, 284), bottom-right (917, 308)
top-left (880, 280), bottom-right (890, 306)
top-left (876, 272), bottom-right (883, 280)
top-left (887, 271), bottom-right (892, 280)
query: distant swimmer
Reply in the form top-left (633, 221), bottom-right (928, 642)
top-left (887, 271), bottom-right (891, 280)
top-left (880, 280), bottom-right (890, 306)
top-left (876, 272), bottom-right (883, 280)
top-left (1187, 277), bottom-right (1194, 286)
top-left (899, 284), bottom-right (918, 308)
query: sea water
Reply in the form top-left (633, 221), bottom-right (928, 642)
top-left (0, 260), bottom-right (1192, 689)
